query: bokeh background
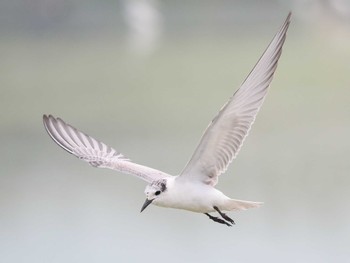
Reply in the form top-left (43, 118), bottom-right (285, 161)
top-left (1, 1), bottom-right (350, 262)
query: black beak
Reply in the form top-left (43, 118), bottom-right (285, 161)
top-left (140, 198), bottom-right (153, 213)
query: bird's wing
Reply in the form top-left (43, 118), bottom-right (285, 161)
top-left (43, 115), bottom-right (171, 183)
top-left (178, 13), bottom-right (291, 186)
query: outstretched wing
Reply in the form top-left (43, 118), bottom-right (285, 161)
top-left (43, 115), bottom-right (171, 183)
top-left (178, 13), bottom-right (291, 186)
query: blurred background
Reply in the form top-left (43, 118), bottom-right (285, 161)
top-left (1, 0), bottom-right (350, 262)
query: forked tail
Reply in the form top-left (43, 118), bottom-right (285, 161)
top-left (225, 199), bottom-right (263, 211)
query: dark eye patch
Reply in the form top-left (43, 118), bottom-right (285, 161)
top-left (155, 191), bottom-right (161, 196)
top-left (160, 183), bottom-right (166, 192)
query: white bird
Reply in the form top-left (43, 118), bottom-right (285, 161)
top-left (43, 13), bottom-right (291, 226)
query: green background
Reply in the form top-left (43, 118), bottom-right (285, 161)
top-left (1, 1), bottom-right (350, 262)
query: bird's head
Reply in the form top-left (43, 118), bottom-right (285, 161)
top-left (140, 179), bottom-right (167, 212)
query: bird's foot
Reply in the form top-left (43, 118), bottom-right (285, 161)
top-left (213, 206), bottom-right (235, 225)
top-left (205, 213), bottom-right (232, 227)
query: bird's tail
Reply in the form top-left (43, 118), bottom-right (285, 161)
top-left (225, 198), bottom-right (263, 211)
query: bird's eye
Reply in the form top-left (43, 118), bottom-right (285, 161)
top-left (155, 191), bottom-right (161, 196)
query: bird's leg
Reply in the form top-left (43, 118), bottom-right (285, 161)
top-left (213, 206), bottom-right (235, 225)
top-left (205, 213), bottom-right (232, 226)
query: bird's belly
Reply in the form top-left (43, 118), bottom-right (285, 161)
top-left (153, 184), bottom-right (227, 213)
top-left (155, 195), bottom-right (212, 213)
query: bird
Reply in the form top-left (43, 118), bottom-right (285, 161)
top-left (43, 13), bottom-right (291, 227)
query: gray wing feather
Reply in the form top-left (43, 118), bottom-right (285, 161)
top-left (43, 115), bottom-right (171, 183)
top-left (179, 13), bottom-right (291, 186)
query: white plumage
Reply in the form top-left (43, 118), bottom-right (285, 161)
top-left (43, 13), bottom-right (291, 226)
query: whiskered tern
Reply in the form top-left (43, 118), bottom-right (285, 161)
top-left (43, 13), bottom-right (291, 226)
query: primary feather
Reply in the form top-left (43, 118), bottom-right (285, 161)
top-left (43, 115), bottom-right (171, 183)
top-left (179, 13), bottom-right (291, 186)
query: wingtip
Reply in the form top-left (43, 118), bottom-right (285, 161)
top-left (43, 114), bottom-right (50, 127)
top-left (43, 114), bottom-right (54, 122)
top-left (43, 115), bottom-right (65, 127)
top-left (285, 12), bottom-right (292, 28)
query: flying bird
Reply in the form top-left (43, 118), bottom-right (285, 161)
top-left (43, 13), bottom-right (291, 226)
